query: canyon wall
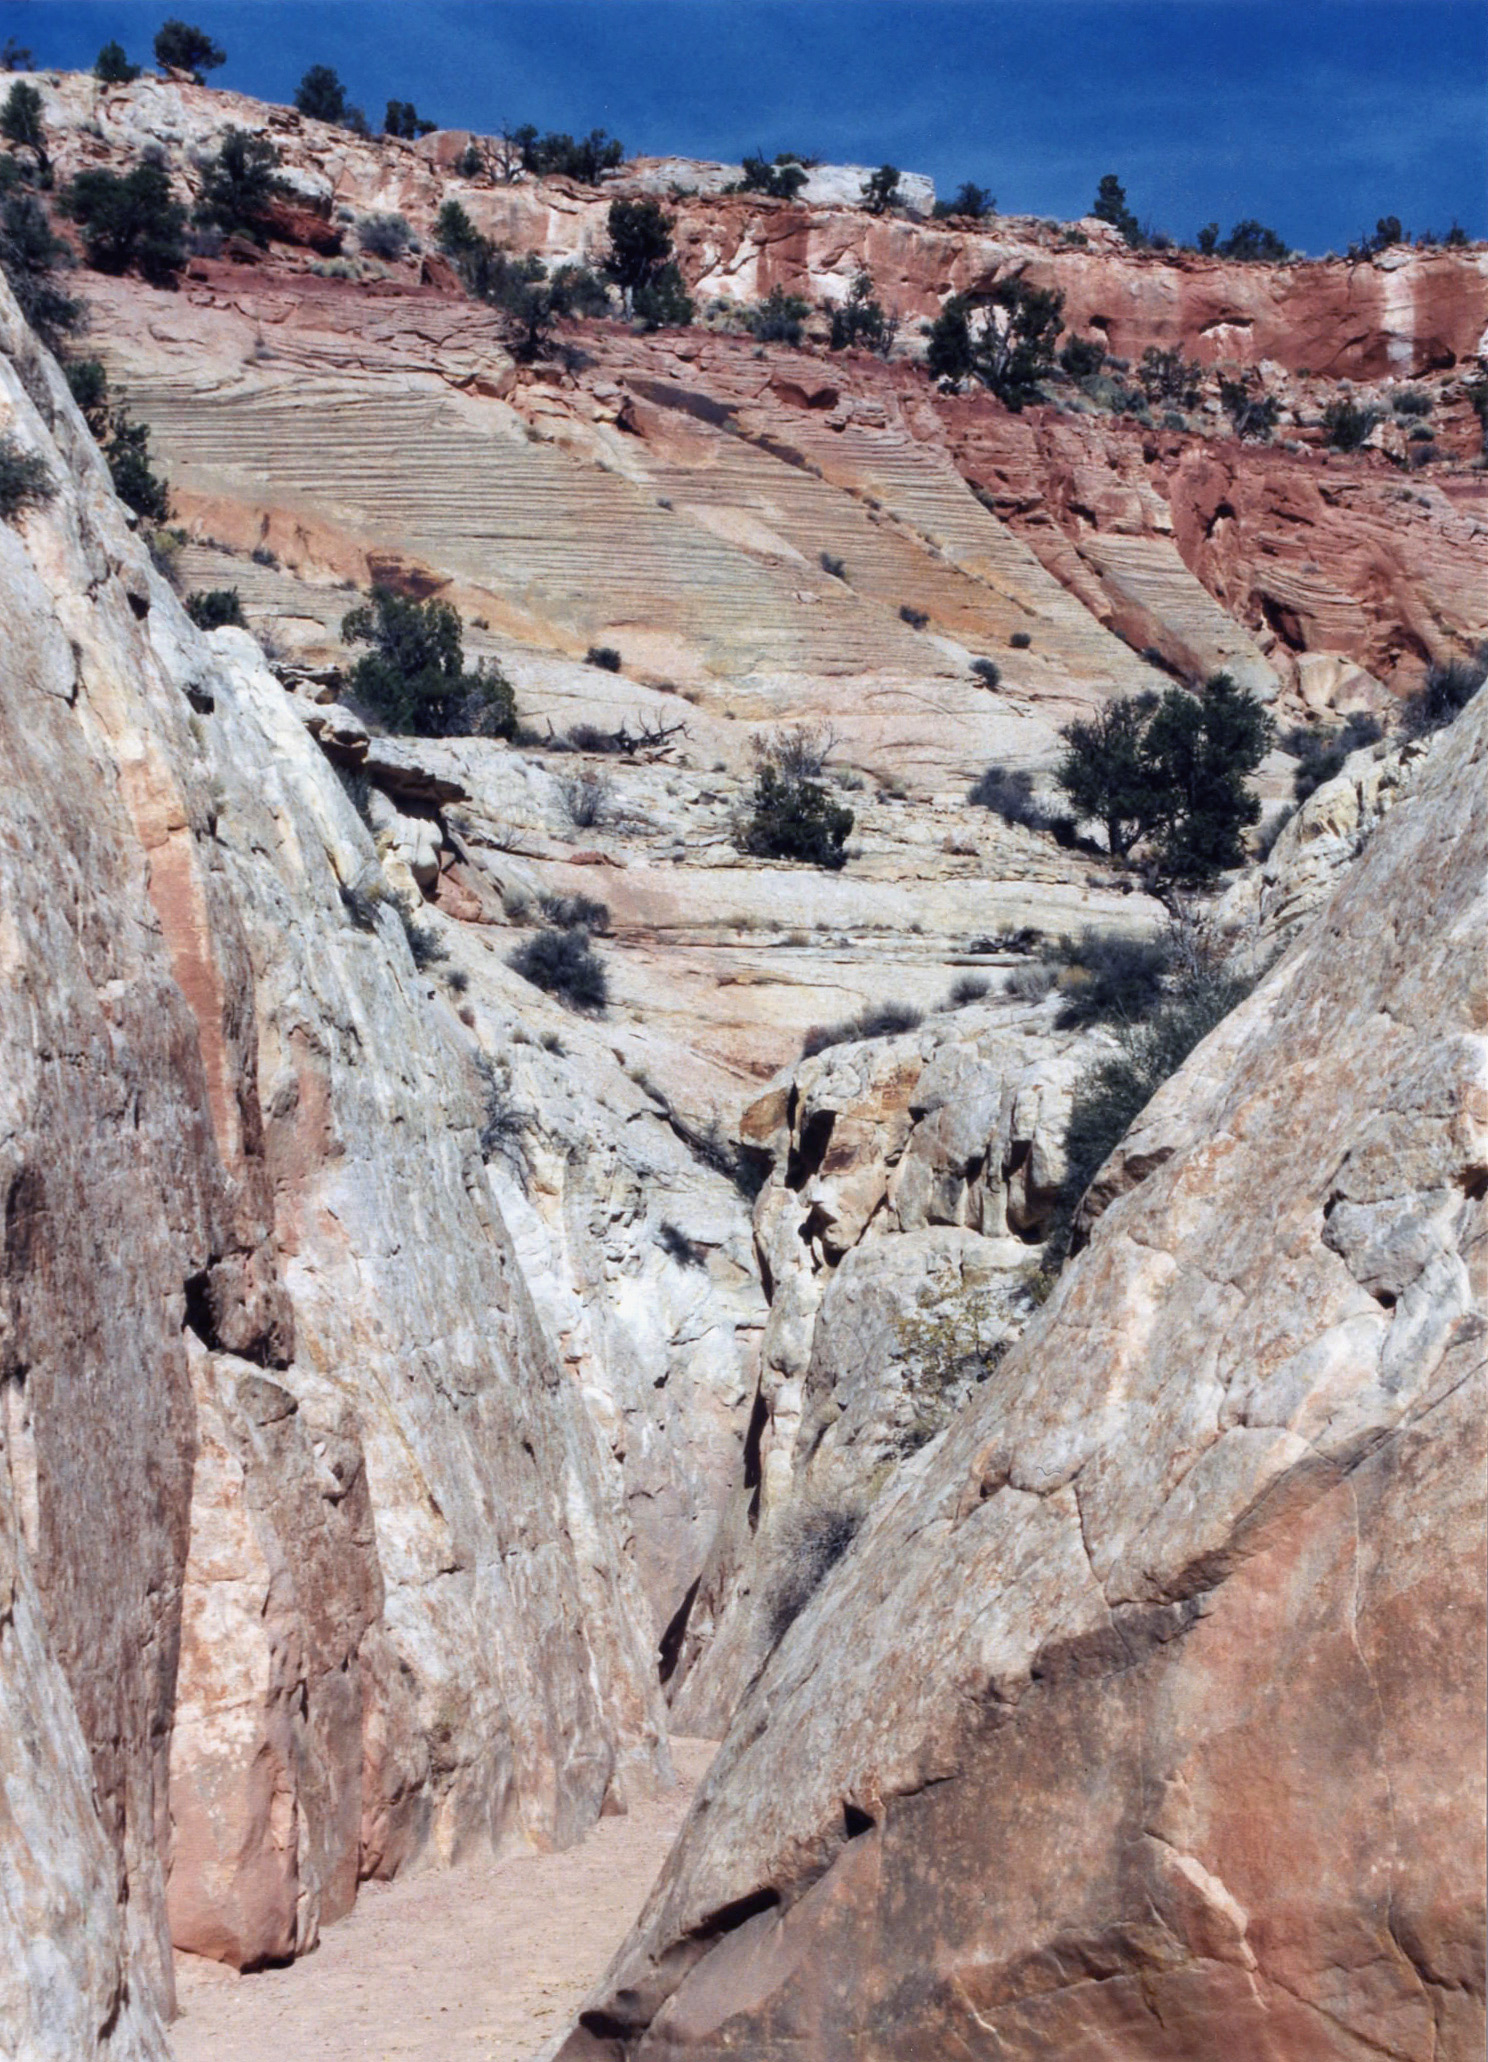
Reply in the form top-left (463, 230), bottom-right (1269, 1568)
top-left (562, 691), bottom-right (1488, 2058)
top-left (0, 274), bottom-right (670, 2046)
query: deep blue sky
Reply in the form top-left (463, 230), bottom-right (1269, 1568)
top-left (13, 1), bottom-right (1487, 252)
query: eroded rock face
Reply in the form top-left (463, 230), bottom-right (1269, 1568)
top-left (561, 694), bottom-right (1488, 2058)
top-left (0, 272), bottom-right (667, 2021)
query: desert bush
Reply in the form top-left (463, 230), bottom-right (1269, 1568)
top-left (560, 769), bottom-right (612, 828)
top-left (1005, 962), bottom-right (1057, 1003)
top-left (65, 356), bottom-right (109, 432)
top-left (184, 586), bottom-right (244, 629)
top-left (586, 644), bottom-right (622, 671)
top-left (860, 165), bottom-right (903, 215)
top-left (970, 657), bottom-right (1001, 687)
top-left (739, 764), bottom-right (852, 869)
top-left (508, 925), bottom-right (609, 1012)
top-left (514, 127), bottom-right (623, 183)
top-left (341, 587), bottom-right (516, 738)
top-left (0, 191), bottom-right (84, 350)
top-left (538, 891), bottom-right (610, 932)
top-left (1059, 332), bottom-right (1106, 378)
top-left (948, 974), bottom-right (990, 1005)
top-left (1322, 398), bottom-right (1380, 451)
top-left (1137, 345), bottom-right (1202, 409)
top-left (1210, 218), bottom-right (1290, 262)
top-left (931, 181), bottom-right (993, 221)
top-left (968, 763), bottom-right (1054, 831)
top-left (1281, 713), bottom-right (1382, 800)
top-left (1, 82), bottom-right (49, 177)
top-left (339, 875), bottom-right (383, 929)
top-left (95, 41), bottom-right (142, 84)
top-left (754, 724), bottom-right (838, 779)
top-left (154, 19), bottom-right (224, 81)
top-left (1219, 374), bottom-right (1279, 441)
top-left (1043, 929), bottom-right (1173, 1028)
top-left (819, 550), bottom-right (847, 580)
top-left (0, 435), bottom-right (53, 520)
top-left (395, 899), bottom-right (446, 969)
top-left (927, 280), bottom-right (1062, 408)
top-left (733, 153), bottom-right (809, 200)
top-left (828, 270), bottom-right (893, 354)
top-left (357, 211), bottom-right (412, 259)
top-left (899, 603), bottom-right (929, 630)
top-left (104, 410), bottom-right (171, 522)
top-left (63, 163), bottom-right (186, 281)
top-left (194, 129), bottom-right (284, 243)
top-left (604, 197), bottom-right (692, 327)
top-left (1400, 651), bottom-right (1487, 738)
top-left (764, 1503), bottom-right (862, 1645)
top-left (745, 285), bottom-right (810, 344)
top-left (250, 543), bottom-right (278, 566)
top-left (801, 1002), bottom-right (922, 1057)
top-left (1392, 387), bottom-right (1432, 418)
top-left (474, 1051), bottom-right (532, 1179)
top-left (656, 1219), bottom-right (706, 1268)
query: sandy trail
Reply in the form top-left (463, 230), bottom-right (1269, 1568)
top-left (171, 1737), bottom-right (714, 2062)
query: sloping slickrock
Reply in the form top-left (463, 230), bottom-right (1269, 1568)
top-left (561, 691), bottom-right (1488, 2059)
top-left (1, 271), bottom-right (666, 2012)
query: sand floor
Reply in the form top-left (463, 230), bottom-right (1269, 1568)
top-left (171, 1737), bottom-right (715, 2062)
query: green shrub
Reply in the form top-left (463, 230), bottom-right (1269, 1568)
top-left (1211, 218), bottom-right (1290, 262)
top-left (1281, 713), bottom-right (1382, 799)
top-left (1059, 332), bottom-right (1106, 378)
top-left (1, 82), bottom-right (49, 177)
top-left (384, 100), bottom-right (435, 139)
top-left (1392, 387), bottom-right (1432, 418)
top-left (1055, 673), bottom-right (1272, 878)
top-left (949, 974), bottom-right (991, 1005)
top-left (970, 657), bottom-right (1001, 687)
top-left (604, 198), bottom-right (692, 328)
top-left (0, 191), bottom-right (83, 350)
top-left (153, 20), bottom-right (225, 81)
top-left (104, 410), bottom-right (172, 522)
top-left (801, 1002), bottom-right (922, 1057)
top-left (474, 1052), bottom-right (532, 1179)
top-left (62, 163), bottom-right (186, 282)
top-left (184, 586), bottom-right (244, 629)
top-left (820, 550), bottom-right (847, 580)
top-left (195, 128), bottom-right (285, 243)
top-left (1322, 398), bottom-right (1379, 451)
top-left (932, 182), bottom-right (993, 221)
top-left (1219, 374), bottom-right (1278, 441)
top-left (928, 281), bottom-right (1063, 408)
top-left (538, 891), bottom-right (609, 933)
top-left (0, 434), bottom-right (53, 520)
top-left (735, 153), bottom-right (808, 200)
top-left (65, 356), bottom-right (109, 433)
top-left (1400, 651), bottom-right (1487, 738)
top-left (514, 127), bottom-right (623, 182)
top-left (341, 587), bottom-right (517, 737)
top-left (657, 1219), bottom-right (706, 1268)
top-left (1043, 929), bottom-right (1173, 1028)
top-left (294, 64), bottom-right (346, 123)
top-left (739, 764), bottom-right (853, 869)
top-left (439, 199), bottom-right (605, 354)
top-left (899, 603), bottom-right (929, 630)
top-left (746, 285), bottom-right (810, 344)
top-left (586, 643), bottom-right (622, 670)
top-left (861, 164), bottom-right (903, 215)
top-left (357, 211), bottom-right (411, 259)
top-left (560, 769), bottom-right (611, 828)
top-left (968, 763), bottom-right (1060, 833)
top-left (1009, 630), bottom-right (1032, 648)
top-left (95, 41), bottom-right (142, 85)
top-left (828, 270), bottom-right (892, 354)
top-left (395, 899), bottom-right (446, 969)
top-left (1138, 345), bottom-right (1202, 409)
top-left (508, 926), bottom-right (609, 1012)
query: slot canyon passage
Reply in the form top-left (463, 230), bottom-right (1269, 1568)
top-left (0, 59), bottom-right (1483, 2062)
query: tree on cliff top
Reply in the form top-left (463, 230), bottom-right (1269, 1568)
top-left (1, 82), bottom-right (49, 177)
top-left (1092, 173), bottom-right (1142, 245)
top-left (295, 65), bottom-right (346, 125)
top-left (95, 41), bottom-right (142, 85)
top-left (153, 20), bottom-right (225, 82)
top-left (861, 164), bottom-right (903, 215)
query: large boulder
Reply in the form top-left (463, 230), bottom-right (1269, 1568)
top-left (561, 691), bottom-right (1488, 2058)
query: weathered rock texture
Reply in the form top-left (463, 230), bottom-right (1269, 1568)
top-left (561, 693), bottom-right (1488, 2057)
top-left (0, 271), bottom-right (668, 2040)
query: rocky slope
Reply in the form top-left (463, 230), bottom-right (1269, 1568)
top-left (560, 689), bottom-right (1488, 2061)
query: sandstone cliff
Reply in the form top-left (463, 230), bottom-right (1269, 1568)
top-left (0, 272), bottom-right (671, 2047)
top-left (560, 692), bottom-right (1488, 2057)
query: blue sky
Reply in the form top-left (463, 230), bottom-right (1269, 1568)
top-left (14, 1), bottom-right (1487, 252)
